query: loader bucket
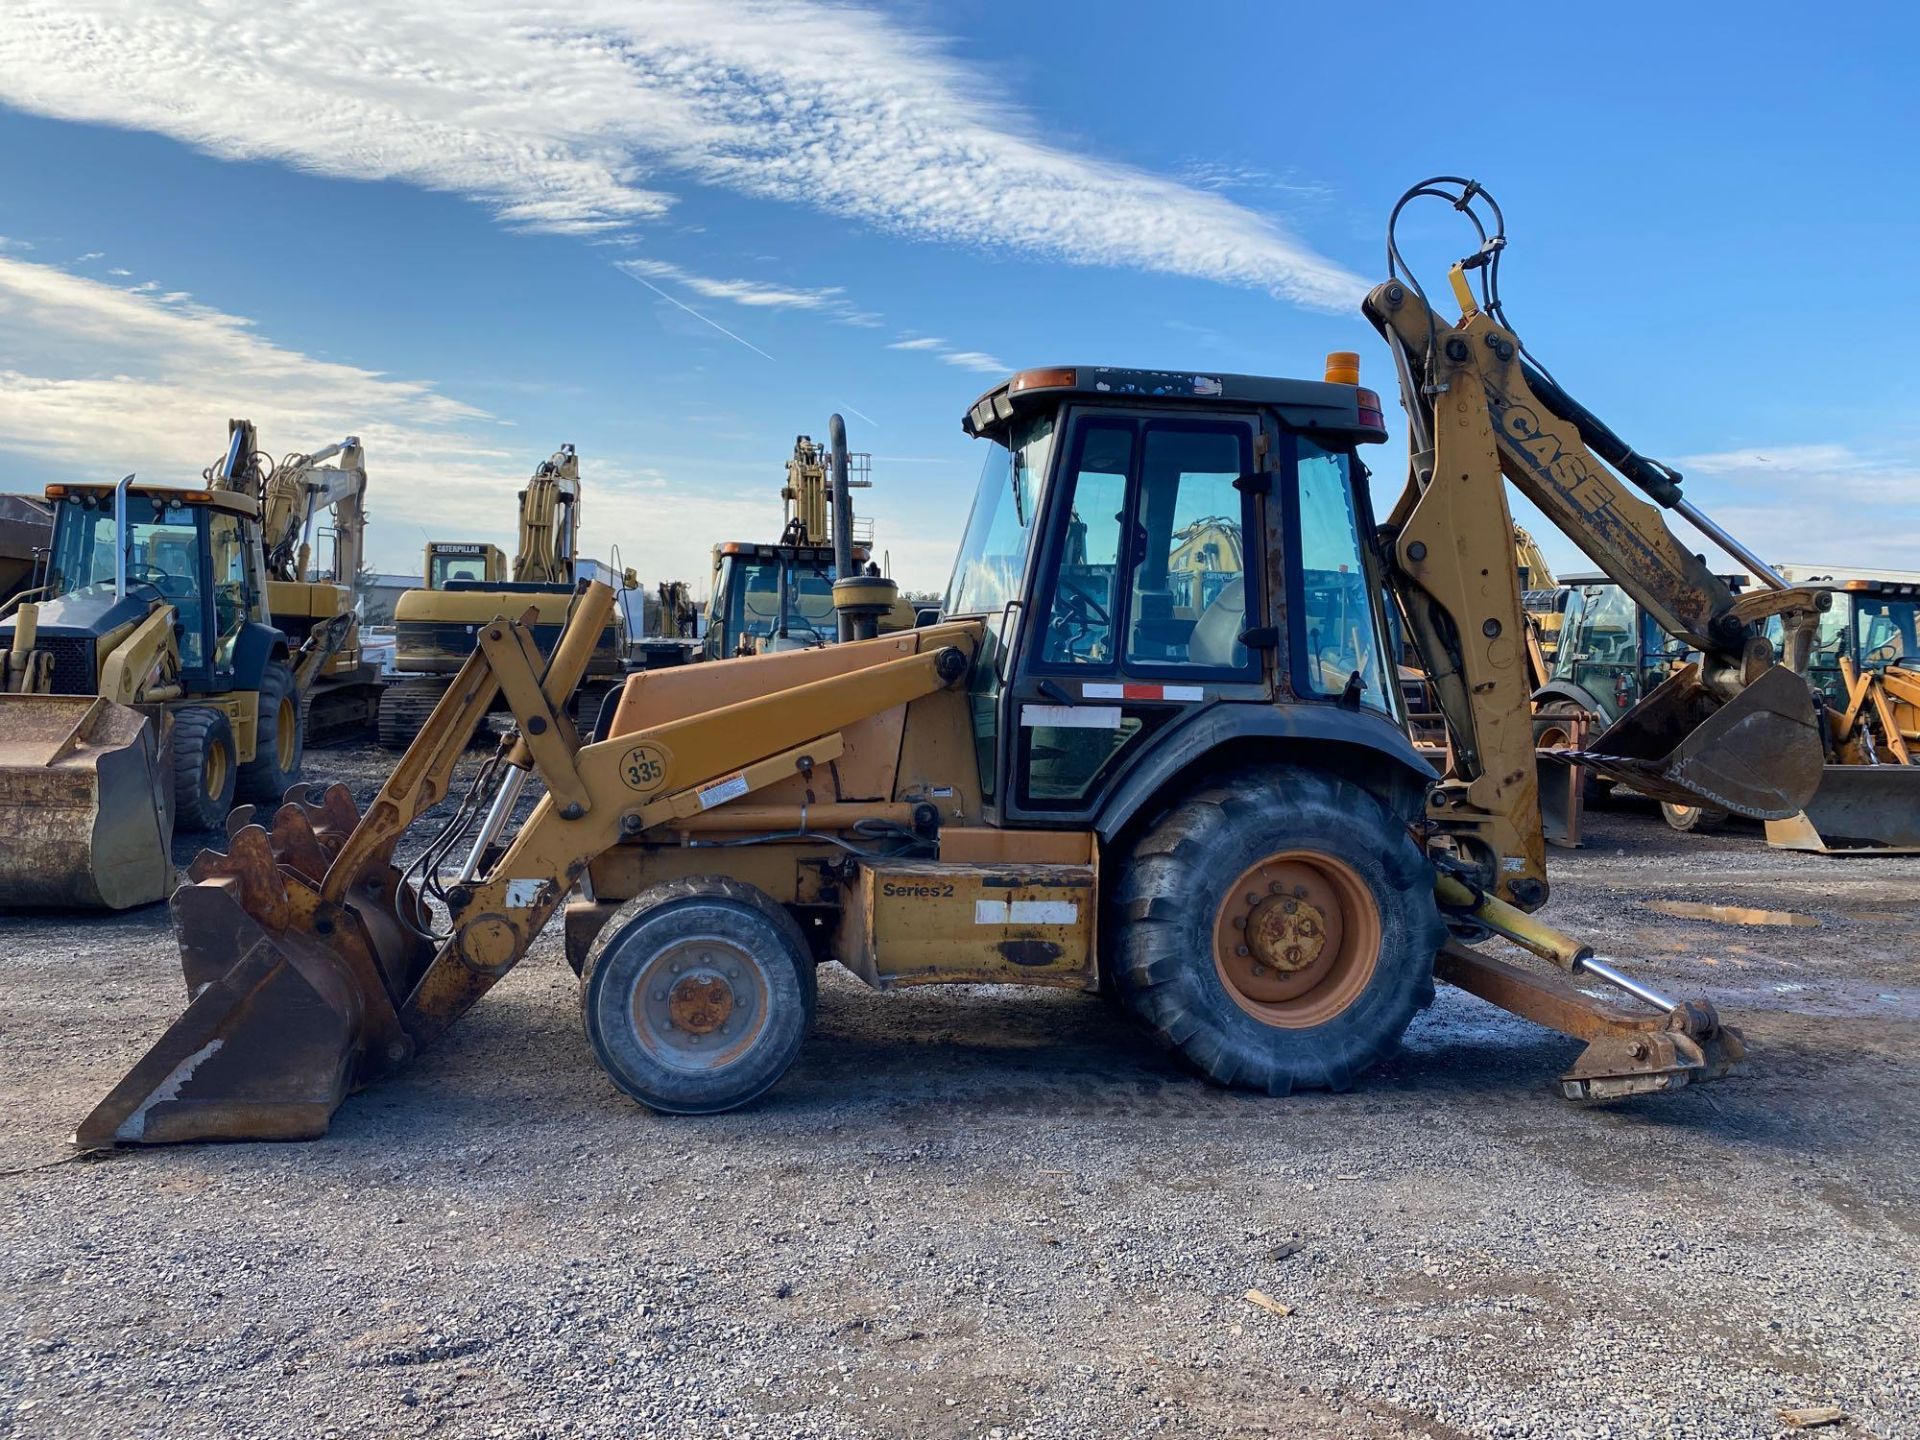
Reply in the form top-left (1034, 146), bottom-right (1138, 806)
top-left (1763, 765), bottom-right (1920, 854)
top-left (0, 694), bottom-right (173, 910)
top-left (72, 784), bottom-right (435, 1148)
top-left (1573, 663), bottom-right (1823, 819)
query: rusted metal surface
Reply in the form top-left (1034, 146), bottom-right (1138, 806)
top-left (1576, 663), bottom-right (1823, 819)
top-left (1435, 942), bottom-right (1745, 1099)
top-left (0, 694), bottom-right (173, 910)
top-left (1211, 853), bottom-right (1380, 1028)
top-left (73, 781), bottom-right (436, 1147)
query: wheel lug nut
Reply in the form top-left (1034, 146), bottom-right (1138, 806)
top-left (1282, 899), bottom-right (1297, 914)
top-left (1251, 963), bottom-right (1266, 976)
top-left (1269, 882), bottom-right (1284, 895)
top-left (1235, 945), bottom-right (1249, 957)
top-left (652, 990), bottom-right (665, 1002)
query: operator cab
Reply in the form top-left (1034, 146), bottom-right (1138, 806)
top-left (945, 364), bottom-right (1419, 826)
top-left (707, 541), bottom-right (853, 659)
top-left (4, 483), bottom-right (266, 693)
top-left (1765, 578), bottom-right (1920, 704)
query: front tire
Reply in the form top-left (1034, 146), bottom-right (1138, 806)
top-left (580, 877), bottom-right (817, 1115)
top-left (1111, 765), bottom-right (1443, 1094)
top-left (172, 706), bottom-right (238, 833)
top-left (237, 660), bottom-right (304, 806)
top-left (1661, 801), bottom-right (1728, 833)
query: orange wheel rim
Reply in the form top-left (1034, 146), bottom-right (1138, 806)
top-left (1212, 851), bottom-right (1381, 1029)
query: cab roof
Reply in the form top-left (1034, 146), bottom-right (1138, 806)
top-left (963, 365), bottom-right (1388, 444)
top-left (45, 482), bottom-right (258, 518)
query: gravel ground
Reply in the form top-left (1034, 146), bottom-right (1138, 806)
top-left (2, 753), bottom-right (1916, 1440)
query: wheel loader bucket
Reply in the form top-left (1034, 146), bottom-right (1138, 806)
top-left (1572, 663), bottom-right (1823, 820)
top-left (0, 694), bottom-right (173, 910)
top-left (73, 784), bottom-right (434, 1148)
top-left (1763, 764), bottom-right (1920, 854)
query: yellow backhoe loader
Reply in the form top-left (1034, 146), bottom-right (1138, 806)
top-left (382, 447), bottom-right (634, 747)
top-left (79, 179), bottom-right (1833, 1145)
top-left (0, 477), bottom-right (310, 909)
top-left (706, 420), bottom-right (912, 660)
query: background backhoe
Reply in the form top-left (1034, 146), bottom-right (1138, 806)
top-left (705, 419), bottom-right (910, 660)
top-left (78, 179), bottom-right (1833, 1146)
top-left (382, 445), bottom-right (636, 747)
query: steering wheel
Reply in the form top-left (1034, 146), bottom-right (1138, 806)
top-left (1056, 582), bottom-right (1111, 632)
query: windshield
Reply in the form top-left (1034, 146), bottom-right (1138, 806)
top-left (431, 550), bottom-right (492, 587)
top-left (944, 412), bottom-right (1055, 617)
top-left (723, 554), bottom-right (837, 646)
top-left (48, 493), bottom-right (202, 599)
top-left (1853, 597), bottom-right (1918, 669)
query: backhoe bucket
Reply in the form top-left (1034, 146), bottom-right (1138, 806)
top-left (1764, 764), bottom-right (1920, 854)
top-left (73, 784), bottom-right (434, 1147)
top-left (1573, 663), bottom-right (1822, 819)
top-left (0, 694), bottom-right (173, 910)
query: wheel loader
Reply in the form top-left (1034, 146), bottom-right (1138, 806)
top-left (382, 446), bottom-right (634, 747)
top-left (79, 179), bottom-right (1838, 1146)
top-left (1759, 577), bottom-right (1920, 852)
top-left (705, 419), bottom-right (912, 660)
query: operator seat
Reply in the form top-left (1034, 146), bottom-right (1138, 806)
top-left (1186, 577), bottom-right (1246, 668)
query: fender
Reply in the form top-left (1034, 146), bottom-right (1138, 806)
top-left (229, 622), bottom-right (289, 694)
top-left (1094, 700), bottom-right (1437, 843)
top-left (1531, 680), bottom-right (1610, 723)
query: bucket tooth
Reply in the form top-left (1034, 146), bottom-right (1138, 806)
top-left (184, 826), bottom-right (292, 931)
top-left (225, 804), bottom-right (258, 840)
top-left (268, 803), bottom-right (330, 884)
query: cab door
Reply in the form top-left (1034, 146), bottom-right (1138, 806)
top-left (999, 406), bottom-right (1266, 826)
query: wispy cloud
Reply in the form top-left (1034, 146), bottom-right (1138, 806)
top-left (0, 237), bottom-right (32, 253)
top-left (617, 267), bottom-right (778, 361)
top-left (72, 251), bottom-right (104, 263)
top-left (941, 350), bottom-right (1006, 375)
top-left (0, 1), bottom-right (1362, 309)
top-left (0, 254), bottom-right (896, 585)
top-left (1663, 442), bottom-right (1920, 572)
top-left (618, 258), bottom-right (846, 313)
top-left (886, 337), bottom-right (947, 352)
top-left (107, 267), bottom-right (130, 276)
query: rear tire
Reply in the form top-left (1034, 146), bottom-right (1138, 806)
top-left (172, 707), bottom-right (238, 833)
top-left (580, 877), bottom-right (817, 1115)
top-left (1661, 801), bottom-right (1728, 833)
top-left (237, 660), bottom-right (304, 806)
top-left (1111, 765), bottom-right (1442, 1094)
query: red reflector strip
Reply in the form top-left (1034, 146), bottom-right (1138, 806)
top-left (1357, 406), bottom-right (1386, 429)
top-left (1082, 682), bottom-right (1205, 702)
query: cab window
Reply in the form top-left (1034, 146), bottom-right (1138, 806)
top-left (1292, 441), bottom-right (1389, 710)
top-left (1126, 424), bottom-right (1251, 672)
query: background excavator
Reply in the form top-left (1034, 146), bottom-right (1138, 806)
top-left (381, 445), bottom-right (636, 747)
top-left (705, 420), bottom-right (910, 659)
top-left (231, 422), bottom-right (386, 743)
top-left (79, 178), bottom-right (1834, 1146)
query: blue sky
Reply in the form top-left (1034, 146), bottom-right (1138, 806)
top-left (1, 0), bottom-right (1916, 595)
